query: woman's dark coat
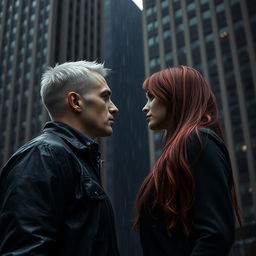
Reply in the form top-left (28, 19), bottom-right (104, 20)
top-left (140, 128), bottom-right (236, 256)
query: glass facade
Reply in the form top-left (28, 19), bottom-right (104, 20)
top-left (0, 1), bottom-right (50, 164)
top-left (143, 0), bottom-right (256, 254)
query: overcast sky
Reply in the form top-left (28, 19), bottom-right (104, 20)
top-left (132, 0), bottom-right (143, 10)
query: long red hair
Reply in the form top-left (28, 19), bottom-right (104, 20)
top-left (134, 66), bottom-right (241, 236)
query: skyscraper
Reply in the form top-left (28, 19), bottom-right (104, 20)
top-left (0, 0), bottom-right (103, 167)
top-left (103, 0), bottom-right (149, 255)
top-left (142, 0), bottom-right (256, 254)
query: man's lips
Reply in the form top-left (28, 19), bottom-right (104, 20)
top-left (108, 118), bottom-right (114, 124)
top-left (146, 115), bottom-right (151, 121)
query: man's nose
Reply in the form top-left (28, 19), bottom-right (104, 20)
top-left (109, 101), bottom-right (119, 114)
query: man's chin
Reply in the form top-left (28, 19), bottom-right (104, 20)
top-left (99, 127), bottom-right (113, 137)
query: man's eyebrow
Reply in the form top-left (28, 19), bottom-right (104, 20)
top-left (100, 90), bottom-right (112, 96)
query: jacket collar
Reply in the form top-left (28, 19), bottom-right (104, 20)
top-left (43, 121), bottom-right (98, 150)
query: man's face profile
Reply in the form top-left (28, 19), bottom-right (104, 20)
top-left (80, 72), bottom-right (119, 138)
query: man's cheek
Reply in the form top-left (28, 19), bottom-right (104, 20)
top-left (95, 105), bottom-right (108, 115)
top-left (84, 95), bottom-right (102, 108)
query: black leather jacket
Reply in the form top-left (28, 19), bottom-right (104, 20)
top-left (0, 121), bottom-right (120, 256)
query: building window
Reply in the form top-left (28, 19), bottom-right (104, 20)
top-left (219, 26), bottom-right (228, 33)
top-left (191, 40), bottom-right (200, 49)
top-left (165, 52), bottom-right (173, 61)
top-left (187, 2), bottom-right (195, 11)
top-left (20, 47), bottom-right (25, 55)
top-left (32, 0), bottom-right (37, 8)
top-left (174, 9), bottom-right (182, 18)
top-left (22, 19), bottom-right (27, 27)
top-left (176, 23), bottom-right (184, 32)
top-left (27, 56), bottom-right (32, 64)
top-left (147, 21), bottom-right (157, 31)
top-left (161, 0), bottom-right (168, 9)
top-left (208, 57), bottom-right (216, 67)
top-left (8, 4), bottom-right (13, 13)
top-left (31, 14), bottom-right (35, 21)
top-left (7, 69), bottom-right (12, 77)
top-left (148, 35), bottom-right (159, 46)
top-left (234, 20), bottom-right (243, 29)
top-left (43, 47), bottom-right (47, 56)
top-left (216, 3), bottom-right (224, 13)
top-left (29, 28), bottom-right (34, 36)
top-left (178, 46), bottom-right (185, 54)
top-left (162, 15), bottom-right (170, 25)
top-left (24, 6), bottom-right (29, 13)
top-left (205, 33), bottom-right (213, 42)
top-left (15, 0), bottom-right (19, 8)
top-left (11, 41), bottom-right (15, 49)
top-left (28, 42), bottom-right (33, 50)
top-left (200, 0), bottom-right (208, 5)
top-left (237, 45), bottom-right (247, 54)
top-left (25, 73), bottom-right (30, 81)
top-left (149, 57), bottom-right (160, 68)
top-left (9, 55), bottom-right (14, 62)
top-left (202, 9), bottom-right (210, 19)
top-left (163, 30), bottom-right (171, 39)
top-left (12, 26), bottom-right (17, 35)
top-left (189, 16), bottom-right (197, 26)
top-left (229, 0), bottom-right (239, 6)
top-left (5, 99), bottom-right (10, 107)
top-left (14, 13), bottom-right (18, 20)
top-left (146, 5), bottom-right (156, 16)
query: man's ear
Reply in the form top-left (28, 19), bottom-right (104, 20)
top-left (67, 91), bottom-right (83, 113)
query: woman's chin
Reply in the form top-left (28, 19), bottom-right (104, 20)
top-left (148, 122), bottom-right (161, 131)
top-left (148, 120), bottom-right (168, 130)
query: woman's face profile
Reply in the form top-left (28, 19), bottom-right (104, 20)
top-left (142, 91), bottom-right (170, 130)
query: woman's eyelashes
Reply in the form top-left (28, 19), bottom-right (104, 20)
top-left (146, 91), bottom-right (155, 101)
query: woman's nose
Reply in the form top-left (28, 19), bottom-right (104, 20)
top-left (142, 102), bottom-right (149, 112)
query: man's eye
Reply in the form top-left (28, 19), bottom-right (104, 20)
top-left (102, 95), bottom-right (110, 101)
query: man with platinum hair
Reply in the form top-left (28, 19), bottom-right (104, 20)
top-left (0, 61), bottom-right (120, 256)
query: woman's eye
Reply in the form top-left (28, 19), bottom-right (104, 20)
top-left (146, 92), bottom-right (154, 100)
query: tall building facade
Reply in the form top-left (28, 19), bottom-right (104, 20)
top-left (0, 0), bottom-right (103, 167)
top-left (142, 0), bottom-right (256, 254)
top-left (103, 0), bottom-right (149, 255)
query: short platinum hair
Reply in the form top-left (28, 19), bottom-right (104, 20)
top-left (40, 60), bottom-right (109, 119)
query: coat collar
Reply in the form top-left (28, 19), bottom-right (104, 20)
top-left (43, 121), bottom-right (98, 150)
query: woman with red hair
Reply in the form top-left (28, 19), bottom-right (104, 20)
top-left (135, 66), bottom-right (241, 255)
